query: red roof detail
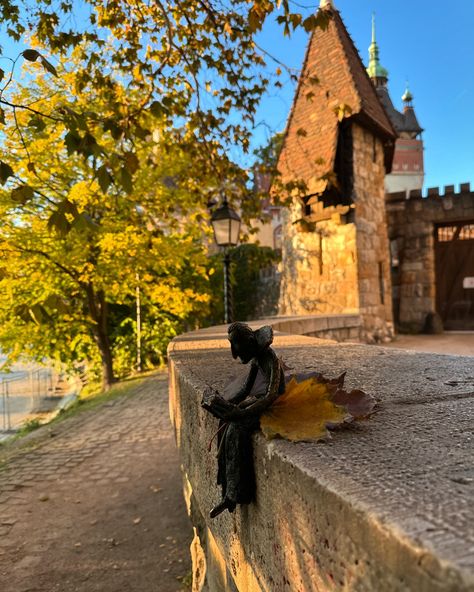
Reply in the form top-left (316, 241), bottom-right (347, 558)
top-left (277, 9), bottom-right (396, 195)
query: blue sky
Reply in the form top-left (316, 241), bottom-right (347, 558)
top-left (254, 0), bottom-right (474, 192)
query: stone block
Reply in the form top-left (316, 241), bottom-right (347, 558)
top-left (169, 326), bottom-right (474, 592)
top-left (442, 197), bottom-right (454, 211)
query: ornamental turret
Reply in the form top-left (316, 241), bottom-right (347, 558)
top-left (367, 14), bottom-right (388, 87)
top-left (367, 18), bottom-right (424, 193)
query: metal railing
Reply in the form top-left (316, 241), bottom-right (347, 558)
top-left (0, 367), bottom-right (58, 433)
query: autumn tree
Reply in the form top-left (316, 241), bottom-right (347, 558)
top-left (0, 66), bottom-right (227, 389)
top-left (0, 1), bottom-right (330, 215)
top-left (0, 1), bottom-right (332, 387)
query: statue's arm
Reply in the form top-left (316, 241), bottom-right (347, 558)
top-left (201, 361), bottom-right (258, 419)
top-left (228, 361), bottom-right (258, 404)
top-left (226, 351), bottom-right (282, 419)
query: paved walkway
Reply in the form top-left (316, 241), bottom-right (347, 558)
top-left (382, 332), bottom-right (474, 356)
top-left (0, 372), bottom-right (192, 592)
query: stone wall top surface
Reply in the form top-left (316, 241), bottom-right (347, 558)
top-left (169, 323), bottom-right (474, 591)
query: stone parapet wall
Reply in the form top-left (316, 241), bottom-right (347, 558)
top-left (268, 313), bottom-right (362, 343)
top-left (386, 183), bottom-right (474, 331)
top-left (169, 324), bottom-right (474, 592)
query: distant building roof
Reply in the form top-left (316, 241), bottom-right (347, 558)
top-left (277, 6), bottom-right (396, 196)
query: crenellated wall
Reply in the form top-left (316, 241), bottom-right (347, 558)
top-left (386, 183), bottom-right (474, 331)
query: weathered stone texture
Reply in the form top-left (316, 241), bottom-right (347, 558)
top-left (352, 125), bottom-right (394, 341)
top-left (279, 207), bottom-right (359, 318)
top-left (169, 325), bottom-right (474, 592)
top-left (278, 124), bottom-right (393, 343)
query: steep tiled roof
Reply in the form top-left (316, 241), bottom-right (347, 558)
top-left (277, 8), bottom-right (396, 195)
top-left (376, 86), bottom-right (423, 135)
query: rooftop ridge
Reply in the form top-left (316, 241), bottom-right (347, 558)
top-left (276, 6), bottom-right (396, 195)
top-left (333, 11), bottom-right (395, 139)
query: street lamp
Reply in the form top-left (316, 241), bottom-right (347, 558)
top-left (210, 198), bottom-right (241, 324)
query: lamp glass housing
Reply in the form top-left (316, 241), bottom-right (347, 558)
top-left (211, 202), bottom-right (241, 247)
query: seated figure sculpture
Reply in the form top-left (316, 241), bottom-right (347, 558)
top-left (201, 322), bottom-right (285, 518)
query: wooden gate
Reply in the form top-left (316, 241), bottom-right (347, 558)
top-left (435, 222), bottom-right (474, 330)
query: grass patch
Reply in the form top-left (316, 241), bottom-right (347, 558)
top-left (16, 418), bottom-right (43, 436)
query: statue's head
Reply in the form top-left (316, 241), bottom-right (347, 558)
top-left (227, 322), bottom-right (273, 364)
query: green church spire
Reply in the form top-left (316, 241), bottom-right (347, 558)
top-left (367, 13), bottom-right (388, 81)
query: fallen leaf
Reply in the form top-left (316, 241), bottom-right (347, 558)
top-left (260, 372), bottom-right (375, 442)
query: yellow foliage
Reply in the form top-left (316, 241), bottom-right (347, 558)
top-left (260, 376), bottom-right (348, 442)
top-left (68, 181), bottom-right (101, 209)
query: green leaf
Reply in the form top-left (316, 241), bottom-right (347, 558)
top-left (118, 167), bottom-right (133, 194)
top-left (28, 116), bottom-right (47, 132)
top-left (149, 101), bottom-right (166, 117)
top-left (11, 185), bottom-right (34, 204)
top-left (60, 199), bottom-right (79, 217)
top-left (47, 209), bottom-right (71, 236)
top-left (22, 49), bottom-right (41, 62)
top-left (64, 130), bottom-right (81, 155)
top-left (80, 133), bottom-right (102, 157)
top-left (44, 294), bottom-right (68, 313)
top-left (97, 165), bottom-right (113, 193)
top-left (0, 161), bottom-right (14, 184)
top-left (314, 10), bottom-right (331, 31)
top-left (15, 304), bottom-right (31, 323)
top-left (41, 57), bottom-right (58, 77)
top-left (134, 125), bottom-right (151, 140)
top-left (289, 13), bottom-right (302, 30)
top-left (72, 212), bottom-right (97, 232)
top-left (103, 119), bottom-right (123, 140)
top-left (29, 304), bottom-right (51, 325)
top-left (124, 152), bottom-right (139, 174)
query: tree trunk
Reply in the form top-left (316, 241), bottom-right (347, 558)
top-left (86, 284), bottom-right (116, 390)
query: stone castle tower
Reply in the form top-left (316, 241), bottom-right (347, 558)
top-left (275, 0), bottom-right (396, 342)
top-left (366, 15), bottom-right (424, 194)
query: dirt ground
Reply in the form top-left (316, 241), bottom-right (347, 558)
top-left (0, 372), bottom-right (192, 592)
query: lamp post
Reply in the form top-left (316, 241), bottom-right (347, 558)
top-left (210, 198), bottom-right (241, 324)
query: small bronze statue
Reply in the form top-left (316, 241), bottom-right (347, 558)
top-left (201, 322), bottom-right (285, 518)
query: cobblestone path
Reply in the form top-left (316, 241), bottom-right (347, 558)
top-left (0, 372), bottom-right (192, 592)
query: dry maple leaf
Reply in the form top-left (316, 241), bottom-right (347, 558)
top-left (260, 372), bottom-right (375, 442)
